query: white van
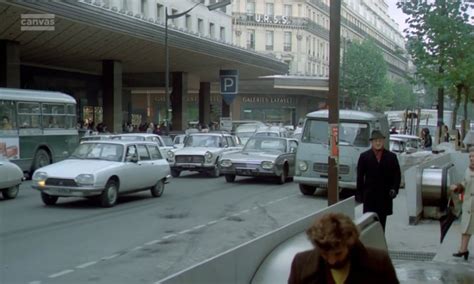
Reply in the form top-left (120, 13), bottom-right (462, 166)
top-left (294, 110), bottom-right (389, 195)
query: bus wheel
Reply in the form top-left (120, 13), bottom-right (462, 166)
top-left (41, 192), bottom-right (58, 205)
top-left (32, 149), bottom-right (51, 172)
top-left (2, 185), bottom-right (19, 199)
top-left (299, 184), bottom-right (316, 196)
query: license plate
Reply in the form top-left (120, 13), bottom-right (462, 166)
top-left (52, 188), bottom-right (71, 194)
top-left (237, 169), bottom-right (253, 175)
top-left (182, 165), bottom-right (197, 168)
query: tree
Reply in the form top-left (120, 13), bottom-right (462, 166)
top-left (390, 81), bottom-right (417, 110)
top-left (398, 0), bottom-right (473, 137)
top-left (340, 40), bottom-right (389, 110)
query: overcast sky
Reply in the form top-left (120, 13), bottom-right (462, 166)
top-left (387, 1), bottom-right (408, 34)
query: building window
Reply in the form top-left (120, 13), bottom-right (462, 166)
top-left (209, 22), bottom-right (215, 38)
top-left (186, 15), bottom-right (192, 31)
top-left (171, 9), bottom-right (178, 26)
top-left (283, 4), bottom-right (292, 17)
top-left (140, 0), bottom-right (147, 16)
top-left (265, 3), bottom-right (274, 16)
top-left (157, 4), bottom-right (163, 20)
top-left (198, 18), bottom-right (204, 34)
top-left (284, 31), bottom-right (292, 52)
top-left (220, 27), bottom-right (225, 41)
top-left (247, 29), bottom-right (255, 49)
top-left (265, 30), bottom-right (274, 51)
top-left (246, 0), bottom-right (255, 14)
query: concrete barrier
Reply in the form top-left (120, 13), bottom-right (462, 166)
top-left (159, 197), bottom-right (355, 284)
top-left (405, 152), bottom-right (469, 224)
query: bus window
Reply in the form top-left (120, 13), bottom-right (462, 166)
top-left (42, 103), bottom-right (65, 129)
top-left (66, 104), bottom-right (76, 129)
top-left (18, 102), bottom-right (41, 128)
top-left (0, 100), bottom-right (17, 131)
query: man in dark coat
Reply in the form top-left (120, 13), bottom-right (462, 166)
top-left (288, 213), bottom-right (399, 284)
top-left (356, 130), bottom-right (401, 231)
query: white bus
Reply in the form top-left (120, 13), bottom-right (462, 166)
top-left (0, 88), bottom-right (79, 174)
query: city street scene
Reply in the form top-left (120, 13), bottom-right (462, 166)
top-left (1, 0), bottom-right (474, 284)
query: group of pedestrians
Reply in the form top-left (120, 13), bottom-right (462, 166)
top-left (288, 129), bottom-right (473, 283)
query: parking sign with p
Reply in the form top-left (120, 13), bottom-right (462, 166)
top-left (220, 70), bottom-right (239, 104)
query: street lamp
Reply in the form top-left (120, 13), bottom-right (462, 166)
top-left (164, 0), bottom-right (231, 128)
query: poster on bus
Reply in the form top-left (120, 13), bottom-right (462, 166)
top-left (0, 137), bottom-right (20, 160)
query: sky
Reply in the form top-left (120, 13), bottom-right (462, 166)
top-left (386, 1), bottom-right (408, 34)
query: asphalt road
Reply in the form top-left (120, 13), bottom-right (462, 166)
top-left (0, 173), bottom-right (328, 284)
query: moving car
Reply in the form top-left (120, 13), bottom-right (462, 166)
top-left (31, 140), bottom-right (171, 207)
top-left (220, 137), bottom-right (298, 184)
top-left (111, 133), bottom-right (174, 160)
top-left (168, 132), bottom-right (240, 177)
top-left (389, 134), bottom-right (421, 154)
top-left (0, 155), bottom-right (23, 199)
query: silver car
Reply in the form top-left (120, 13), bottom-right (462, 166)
top-left (0, 155), bottom-right (23, 199)
top-left (220, 137), bottom-right (299, 184)
top-left (32, 141), bottom-right (171, 207)
top-left (168, 133), bottom-right (240, 177)
top-left (110, 133), bottom-right (174, 161)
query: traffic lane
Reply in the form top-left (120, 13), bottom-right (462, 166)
top-left (43, 182), bottom-right (327, 284)
top-left (1, 172), bottom-right (327, 284)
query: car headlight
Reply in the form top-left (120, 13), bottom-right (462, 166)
top-left (298, 161), bottom-right (308, 172)
top-left (205, 151), bottom-right (213, 162)
top-left (261, 161), bottom-right (274, 170)
top-left (33, 171), bottom-right (48, 181)
top-left (167, 150), bottom-right (175, 159)
top-left (75, 174), bottom-right (95, 186)
top-left (220, 159), bottom-right (232, 168)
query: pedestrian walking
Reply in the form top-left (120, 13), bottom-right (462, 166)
top-left (288, 212), bottom-right (399, 284)
top-left (451, 147), bottom-right (474, 260)
top-left (421, 128), bottom-right (432, 150)
top-left (356, 130), bottom-right (401, 231)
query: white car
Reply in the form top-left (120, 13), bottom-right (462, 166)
top-left (32, 141), bottom-right (171, 207)
top-left (110, 133), bottom-right (174, 161)
top-left (168, 133), bottom-right (240, 177)
top-left (0, 155), bottom-right (23, 199)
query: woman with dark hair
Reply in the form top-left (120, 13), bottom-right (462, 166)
top-left (421, 128), bottom-right (432, 150)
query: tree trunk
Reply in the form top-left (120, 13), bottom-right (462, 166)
top-left (462, 85), bottom-right (469, 140)
top-left (452, 84), bottom-right (462, 130)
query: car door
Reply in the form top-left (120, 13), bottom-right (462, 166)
top-left (121, 145), bottom-right (142, 192)
top-left (147, 145), bottom-right (169, 182)
top-left (136, 144), bottom-right (156, 188)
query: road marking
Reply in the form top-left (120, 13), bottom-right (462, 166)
top-left (231, 212), bottom-right (241, 217)
top-left (131, 246), bottom-right (143, 251)
top-left (145, 240), bottom-right (160, 246)
top-left (48, 269), bottom-right (74, 278)
top-left (240, 209), bottom-right (250, 214)
top-left (29, 281), bottom-right (41, 284)
top-left (178, 229), bottom-right (192, 235)
top-left (162, 234), bottom-right (177, 239)
top-left (192, 224), bottom-right (206, 230)
top-left (252, 206), bottom-right (259, 210)
top-left (76, 261), bottom-right (98, 269)
top-left (101, 253), bottom-right (119, 261)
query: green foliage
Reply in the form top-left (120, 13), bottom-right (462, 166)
top-left (389, 81), bottom-right (417, 110)
top-left (340, 40), bottom-right (389, 110)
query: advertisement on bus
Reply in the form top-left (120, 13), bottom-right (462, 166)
top-left (0, 137), bottom-right (20, 160)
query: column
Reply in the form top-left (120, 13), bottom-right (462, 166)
top-left (222, 99), bottom-right (230, 118)
top-left (109, 0), bottom-right (122, 11)
top-left (170, 72), bottom-right (187, 131)
top-left (0, 40), bottom-right (20, 88)
top-left (199, 82), bottom-right (211, 127)
top-left (122, 89), bottom-right (132, 124)
top-left (102, 60), bottom-right (123, 133)
top-left (146, 0), bottom-right (157, 21)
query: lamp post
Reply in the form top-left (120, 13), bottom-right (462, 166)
top-left (164, 0), bottom-right (231, 128)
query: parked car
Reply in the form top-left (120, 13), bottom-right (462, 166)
top-left (0, 155), bottom-right (23, 199)
top-left (173, 134), bottom-right (186, 149)
top-left (31, 140), bottom-right (171, 207)
top-left (389, 134), bottom-right (422, 154)
top-left (168, 132), bottom-right (240, 177)
top-left (79, 134), bottom-right (111, 143)
top-left (254, 126), bottom-right (290, 138)
top-left (110, 133), bottom-right (174, 161)
top-left (220, 137), bottom-right (299, 184)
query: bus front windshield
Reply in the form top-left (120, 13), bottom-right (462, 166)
top-left (302, 120), bottom-right (370, 147)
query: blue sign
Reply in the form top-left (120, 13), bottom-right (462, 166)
top-left (220, 70), bottom-right (239, 104)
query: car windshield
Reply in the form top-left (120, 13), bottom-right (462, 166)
top-left (302, 120), bottom-right (370, 147)
top-left (184, 135), bottom-right (221, 147)
top-left (70, 143), bottom-right (124, 162)
top-left (244, 137), bottom-right (286, 153)
top-left (161, 136), bottom-right (174, 146)
top-left (255, 132), bottom-right (279, 137)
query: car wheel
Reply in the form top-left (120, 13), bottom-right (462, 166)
top-left (2, 185), bottom-right (19, 199)
top-left (299, 184), bottom-right (316, 195)
top-left (225, 174), bottom-right (236, 182)
top-left (41, 192), bottom-right (58, 205)
top-left (32, 149), bottom-right (51, 174)
top-left (101, 179), bottom-right (119, 208)
top-left (171, 169), bottom-right (181, 177)
top-left (277, 166), bottom-right (288, 185)
top-left (151, 180), bottom-right (165, 197)
top-left (210, 164), bottom-right (220, 178)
